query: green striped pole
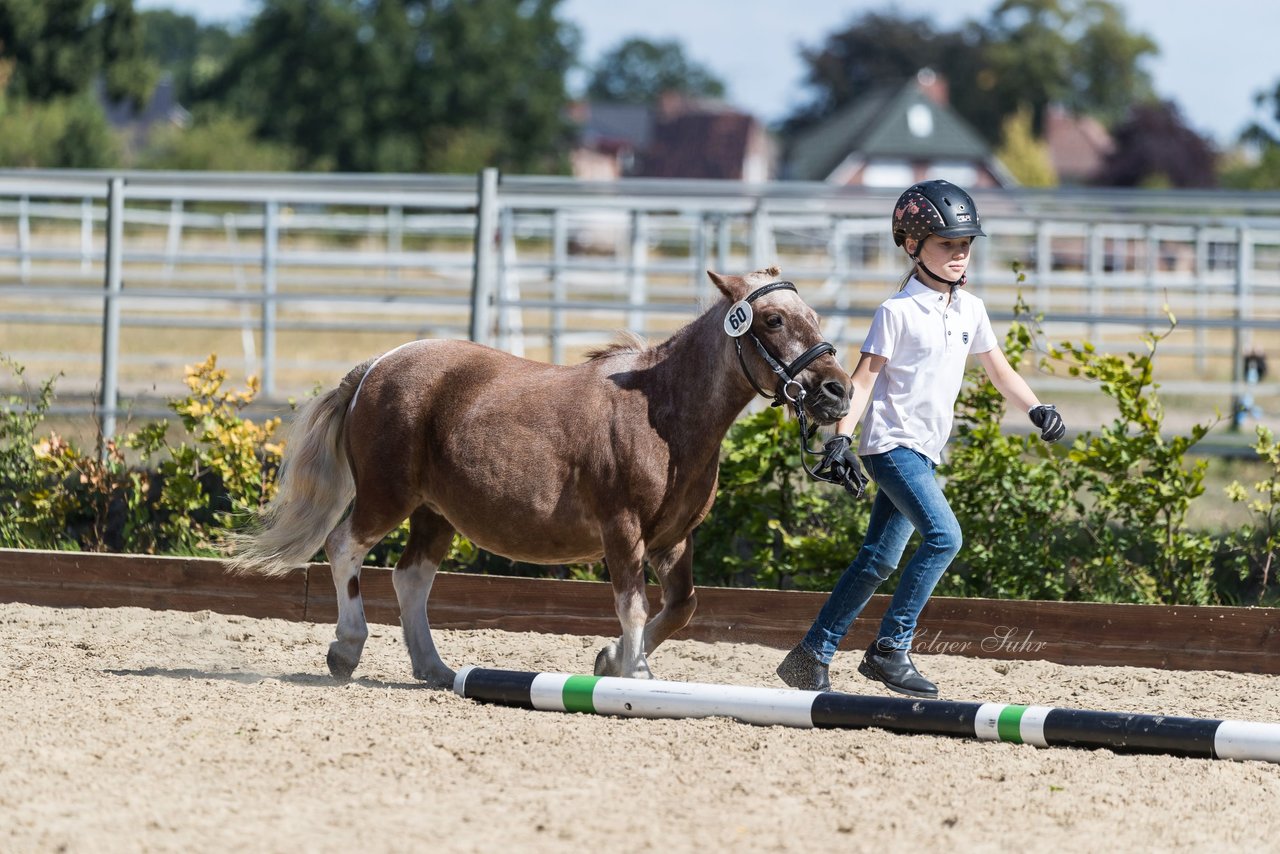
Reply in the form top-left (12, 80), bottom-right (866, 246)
top-left (453, 667), bottom-right (1280, 764)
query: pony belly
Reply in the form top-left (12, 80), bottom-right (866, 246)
top-left (451, 516), bottom-right (606, 566)
top-left (463, 536), bottom-right (606, 566)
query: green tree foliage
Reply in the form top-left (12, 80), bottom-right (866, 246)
top-left (585, 37), bottom-right (725, 104)
top-left (139, 109), bottom-right (302, 171)
top-left (198, 0), bottom-right (580, 173)
top-left (1094, 100), bottom-right (1217, 188)
top-left (1221, 79), bottom-right (1280, 189)
top-left (982, 0), bottom-right (1157, 132)
top-left (138, 8), bottom-right (236, 104)
top-left (1220, 146), bottom-right (1280, 190)
top-left (783, 11), bottom-right (980, 135)
top-left (0, 0), bottom-right (156, 106)
top-left (995, 104), bottom-right (1058, 187)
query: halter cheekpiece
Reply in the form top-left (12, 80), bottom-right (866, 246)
top-left (726, 281), bottom-right (840, 483)
top-left (729, 281), bottom-right (837, 408)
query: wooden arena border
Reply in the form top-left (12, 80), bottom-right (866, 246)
top-left (2, 548), bottom-right (1277, 675)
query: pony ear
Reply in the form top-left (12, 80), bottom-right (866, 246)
top-left (707, 270), bottom-right (744, 300)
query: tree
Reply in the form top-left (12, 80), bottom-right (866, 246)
top-left (139, 9), bottom-right (236, 104)
top-left (585, 37), bottom-right (725, 104)
top-left (0, 0), bottom-right (156, 106)
top-left (1094, 100), bottom-right (1216, 188)
top-left (784, 1), bottom-right (1158, 146)
top-left (981, 0), bottom-right (1158, 132)
top-left (995, 105), bottom-right (1057, 187)
top-left (199, 0), bottom-right (579, 174)
top-left (1221, 80), bottom-right (1280, 189)
top-left (783, 11), bottom-right (982, 135)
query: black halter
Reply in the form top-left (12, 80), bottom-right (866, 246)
top-left (732, 281), bottom-right (837, 408)
top-left (728, 281), bottom-right (839, 481)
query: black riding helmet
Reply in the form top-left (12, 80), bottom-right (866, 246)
top-left (892, 179), bottom-right (986, 249)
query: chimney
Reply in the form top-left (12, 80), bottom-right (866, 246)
top-left (916, 68), bottom-right (949, 106)
top-left (657, 90), bottom-right (692, 119)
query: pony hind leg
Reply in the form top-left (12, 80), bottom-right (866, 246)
top-left (323, 500), bottom-right (407, 681)
top-left (393, 507), bottom-right (456, 688)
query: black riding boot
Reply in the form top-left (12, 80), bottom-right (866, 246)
top-left (858, 642), bottom-right (938, 698)
top-left (776, 643), bottom-right (831, 692)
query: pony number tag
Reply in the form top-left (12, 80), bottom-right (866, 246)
top-left (723, 300), bottom-right (753, 337)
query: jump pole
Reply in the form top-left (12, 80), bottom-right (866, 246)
top-left (453, 667), bottom-right (1280, 764)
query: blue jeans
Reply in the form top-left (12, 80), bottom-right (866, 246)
top-left (801, 445), bottom-right (962, 663)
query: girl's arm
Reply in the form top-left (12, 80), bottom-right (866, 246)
top-left (977, 348), bottom-right (1067, 441)
top-left (976, 347), bottom-right (1041, 412)
top-left (832, 351), bottom-right (886, 436)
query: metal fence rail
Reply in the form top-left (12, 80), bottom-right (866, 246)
top-left (2, 168), bottom-right (1278, 439)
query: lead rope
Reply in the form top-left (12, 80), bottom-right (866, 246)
top-left (783, 384), bottom-right (832, 480)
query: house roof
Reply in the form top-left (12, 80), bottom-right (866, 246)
top-left (786, 77), bottom-right (992, 181)
top-left (573, 102), bottom-right (655, 152)
top-left (638, 112), bottom-right (755, 180)
top-left (1044, 104), bottom-right (1114, 184)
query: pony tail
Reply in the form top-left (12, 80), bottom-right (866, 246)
top-left (223, 360), bottom-right (372, 576)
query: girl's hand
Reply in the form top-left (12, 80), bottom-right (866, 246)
top-left (1029, 405), bottom-right (1066, 442)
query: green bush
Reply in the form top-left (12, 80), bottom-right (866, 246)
top-left (0, 355), bottom-right (281, 554)
top-left (692, 406), bottom-right (872, 591)
top-left (941, 289), bottom-right (1237, 604)
top-left (1225, 426), bottom-right (1280, 605)
top-left (137, 109), bottom-right (302, 171)
top-left (0, 95), bottom-right (122, 168)
top-left (2, 318), bottom-right (1277, 606)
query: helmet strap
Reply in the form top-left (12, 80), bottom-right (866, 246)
top-left (910, 248), bottom-right (967, 290)
top-left (916, 259), bottom-right (966, 289)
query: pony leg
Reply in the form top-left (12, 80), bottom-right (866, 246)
top-left (642, 536), bottom-right (698, 655)
top-left (392, 507), bottom-right (456, 688)
top-left (595, 527), bottom-right (651, 679)
top-left (323, 513), bottom-right (377, 681)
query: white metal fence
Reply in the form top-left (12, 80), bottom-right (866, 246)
top-left (2, 168), bottom-right (1278, 439)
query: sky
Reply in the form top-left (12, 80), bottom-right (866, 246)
top-left (139, 0), bottom-right (1278, 147)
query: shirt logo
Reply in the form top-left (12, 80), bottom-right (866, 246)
top-left (962, 331), bottom-right (970, 344)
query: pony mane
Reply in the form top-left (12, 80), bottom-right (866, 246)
top-left (584, 331), bottom-right (649, 361)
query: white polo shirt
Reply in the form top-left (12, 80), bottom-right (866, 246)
top-left (857, 276), bottom-right (997, 465)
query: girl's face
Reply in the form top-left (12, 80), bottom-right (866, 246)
top-left (911, 234), bottom-right (972, 282)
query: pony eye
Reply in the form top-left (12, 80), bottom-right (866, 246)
top-left (765, 314), bottom-right (784, 329)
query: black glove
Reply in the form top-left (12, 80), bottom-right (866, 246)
top-left (1028, 404), bottom-right (1066, 443)
top-left (812, 434), bottom-right (868, 498)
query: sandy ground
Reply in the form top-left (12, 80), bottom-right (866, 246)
top-left (2, 602), bottom-right (1279, 853)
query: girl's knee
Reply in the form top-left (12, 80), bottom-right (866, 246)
top-left (930, 521), bottom-right (963, 558)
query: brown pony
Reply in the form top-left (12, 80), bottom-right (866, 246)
top-left (227, 267), bottom-right (850, 686)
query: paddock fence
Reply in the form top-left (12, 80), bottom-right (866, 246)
top-left (1, 169), bottom-right (1278, 440)
top-left (2, 548), bottom-right (1277, 675)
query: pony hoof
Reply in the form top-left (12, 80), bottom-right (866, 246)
top-left (594, 642), bottom-right (622, 677)
top-left (327, 645), bottom-right (359, 682)
top-left (413, 667), bottom-right (456, 689)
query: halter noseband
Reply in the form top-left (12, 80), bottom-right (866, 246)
top-left (731, 281), bottom-right (837, 408)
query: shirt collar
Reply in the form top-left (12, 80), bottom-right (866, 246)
top-left (904, 275), bottom-right (960, 310)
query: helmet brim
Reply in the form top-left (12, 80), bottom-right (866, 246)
top-left (933, 224), bottom-right (986, 239)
